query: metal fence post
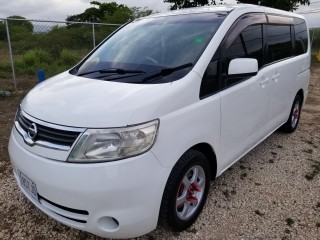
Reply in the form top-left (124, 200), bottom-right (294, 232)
top-left (5, 19), bottom-right (17, 90)
top-left (311, 28), bottom-right (315, 48)
top-left (0, 17), bottom-right (121, 90)
top-left (92, 23), bottom-right (96, 48)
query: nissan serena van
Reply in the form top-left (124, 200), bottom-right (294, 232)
top-left (9, 4), bottom-right (310, 239)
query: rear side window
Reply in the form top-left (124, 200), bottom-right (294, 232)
top-left (294, 18), bottom-right (308, 55)
top-left (267, 25), bottom-right (292, 63)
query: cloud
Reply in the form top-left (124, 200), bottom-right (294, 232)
top-left (0, 0), bottom-right (90, 20)
top-left (102, 0), bottom-right (170, 12)
top-left (295, 1), bottom-right (320, 28)
top-left (0, 0), bottom-right (172, 20)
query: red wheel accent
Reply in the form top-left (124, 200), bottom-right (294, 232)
top-left (191, 183), bottom-right (200, 192)
top-left (186, 196), bottom-right (198, 203)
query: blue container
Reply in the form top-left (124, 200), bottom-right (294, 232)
top-left (37, 70), bottom-right (45, 83)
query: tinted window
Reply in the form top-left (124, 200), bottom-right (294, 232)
top-left (225, 25), bottom-right (263, 86)
top-left (226, 25), bottom-right (263, 68)
top-left (200, 50), bottom-right (220, 97)
top-left (267, 25), bottom-right (292, 63)
top-left (294, 18), bottom-right (308, 55)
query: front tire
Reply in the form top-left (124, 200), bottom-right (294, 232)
top-left (280, 94), bottom-right (302, 133)
top-left (159, 150), bottom-right (211, 231)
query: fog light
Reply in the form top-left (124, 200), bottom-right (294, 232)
top-left (98, 216), bottom-right (120, 232)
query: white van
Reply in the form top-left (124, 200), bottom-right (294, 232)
top-left (9, 4), bottom-right (310, 239)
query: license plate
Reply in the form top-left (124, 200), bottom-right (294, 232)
top-left (18, 170), bottom-right (38, 201)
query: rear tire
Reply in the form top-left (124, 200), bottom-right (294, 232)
top-left (279, 94), bottom-right (302, 133)
top-left (159, 150), bottom-right (210, 231)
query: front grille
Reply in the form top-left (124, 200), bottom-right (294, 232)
top-left (39, 195), bottom-right (89, 225)
top-left (16, 109), bottom-right (82, 148)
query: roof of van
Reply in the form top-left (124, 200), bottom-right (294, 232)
top-left (142, 4), bottom-right (304, 19)
top-left (143, 5), bottom-right (238, 18)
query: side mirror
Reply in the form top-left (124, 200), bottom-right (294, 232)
top-left (228, 58), bottom-right (258, 76)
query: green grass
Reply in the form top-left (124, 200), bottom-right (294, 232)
top-left (310, 28), bottom-right (320, 64)
top-left (14, 48), bottom-right (82, 77)
top-left (311, 50), bottom-right (320, 65)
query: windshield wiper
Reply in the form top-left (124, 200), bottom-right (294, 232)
top-left (142, 63), bottom-right (193, 82)
top-left (78, 68), bottom-right (145, 76)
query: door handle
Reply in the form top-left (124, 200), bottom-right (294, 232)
top-left (272, 74), bottom-right (280, 82)
top-left (260, 77), bottom-right (270, 88)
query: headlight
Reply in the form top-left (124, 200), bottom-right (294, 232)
top-left (68, 120), bottom-right (159, 163)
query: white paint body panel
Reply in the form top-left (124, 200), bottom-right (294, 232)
top-left (8, 4), bottom-right (311, 239)
top-left (9, 128), bottom-right (169, 239)
top-left (220, 69), bottom-right (269, 170)
top-left (21, 71), bottom-right (173, 128)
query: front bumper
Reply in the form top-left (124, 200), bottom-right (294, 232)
top-left (9, 128), bottom-right (169, 239)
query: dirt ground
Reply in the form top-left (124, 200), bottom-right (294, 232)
top-left (0, 66), bottom-right (319, 239)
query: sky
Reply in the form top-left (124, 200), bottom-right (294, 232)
top-left (0, 0), bottom-right (319, 27)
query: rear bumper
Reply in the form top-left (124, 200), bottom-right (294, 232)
top-left (9, 128), bottom-right (170, 238)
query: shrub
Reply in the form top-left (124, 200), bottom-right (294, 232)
top-left (14, 48), bottom-right (84, 77)
top-left (0, 62), bottom-right (11, 78)
top-left (60, 49), bottom-right (80, 66)
top-left (15, 49), bottom-right (52, 75)
top-left (21, 49), bottom-right (51, 65)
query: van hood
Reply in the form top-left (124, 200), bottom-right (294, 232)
top-left (21, 72), bottom-right (173, 128)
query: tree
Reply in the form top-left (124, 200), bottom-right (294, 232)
top-left (66, 1), bottom-right (153, 24)
top-left (164, 0), bottom-right (310, 11)
top-left (236, 0), bottom-right (310, 11)
top-left (131, 7), bottom-right (154, 19)
top-left (6, 16), bottom-right (34, 41)
top-left (164, 0), bottom-right (222, 10)
top-left (0, 21), bottom-right (6, 41)
top-left (7, 16), bottom-right (33, 32)
top-left (66, 2), bottom-right (119, 23)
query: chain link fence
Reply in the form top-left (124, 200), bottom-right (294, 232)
top-left (0, 18), bottom-right (319, 92)
top-left (0, 18), bottom-right (121, 91)
top-left (310, 28), bottom-right (320, 64)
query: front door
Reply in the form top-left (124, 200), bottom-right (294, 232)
top-left (219, 15), bottom-right (270, 170)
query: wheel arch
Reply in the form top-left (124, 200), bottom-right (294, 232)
top-left (297, 89), bottom-right (304, 104)
top-left (190, 143), bottom-right (217, 180)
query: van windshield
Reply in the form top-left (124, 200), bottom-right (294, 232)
top-left (72, 12), bottom-right (228, 84)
